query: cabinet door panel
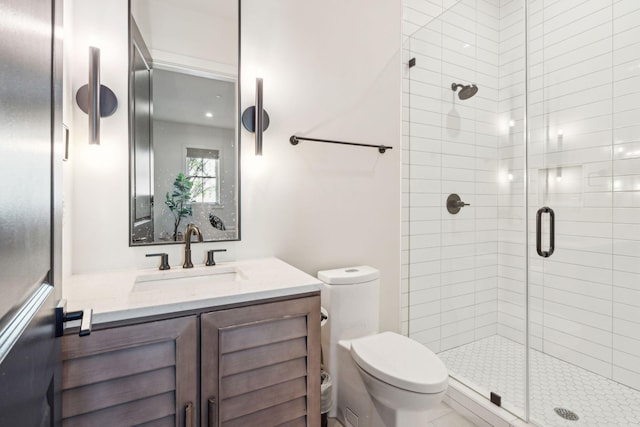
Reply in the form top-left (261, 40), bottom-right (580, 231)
top-left (223, 398), bottom-right (307, 427)
top-left (137, 415), bottom-right (175, 427)
top-left (220, 336), bottom-right (308, 376)
top-left (202, 295), bottom-right (320, 427)
top-left (276, 416), bottom-right (307, 427)
top-left (220, 316), bottom-right (308, 352)
top-left (221, 358), bottom-right (307, 399)
top-left (62, 392), bottom-right (175, 427)
top-left (63, 366), bottom-right (175, 417)
top-left (221, 377), bottom-right (307, 422)
top-left (62, 316), bottom-right (197, 427)
top-left (63, 341), bottom-right (175, 389)
top-left (62, 316), bottom-right (193, 358)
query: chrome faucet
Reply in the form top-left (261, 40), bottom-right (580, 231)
top-left (183, 223), bottom-right (203, 268)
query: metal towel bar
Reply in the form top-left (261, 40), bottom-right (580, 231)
top-left (289, 135), bottom-right (392, 154)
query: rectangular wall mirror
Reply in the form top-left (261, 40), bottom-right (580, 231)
top-left (129, 0), bottom-right (240, 245)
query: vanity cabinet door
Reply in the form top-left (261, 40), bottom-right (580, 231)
top-left (61, 316), bottom-right (198, 427)
top-left (201, 296), bottom-right (321, 427)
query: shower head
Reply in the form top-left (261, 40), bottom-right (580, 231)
top-left (451, 83), bottom-right (478, 100)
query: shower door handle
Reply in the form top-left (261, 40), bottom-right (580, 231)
top-left (536, 207), bottom-right (555, 258)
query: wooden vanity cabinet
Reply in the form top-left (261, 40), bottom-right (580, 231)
top-left (201, 296), bottom-right (321, 427)
top-left (61, 294), bottom-right (320, 427)
top-left (61, 316), bottom-right (198, 426)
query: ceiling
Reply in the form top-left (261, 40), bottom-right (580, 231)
top-left (152, 69), bottom-right (236, 129)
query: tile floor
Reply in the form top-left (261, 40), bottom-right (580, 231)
top-left (439, 335), bottom-right (640, 427)
top-left (328, 402), bottom-right (479, 427)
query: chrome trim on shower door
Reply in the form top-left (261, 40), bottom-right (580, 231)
top-left (536, 207), bottom-right (555, 258)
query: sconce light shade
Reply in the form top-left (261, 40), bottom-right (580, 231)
top-left (75, 47), bottom-right (118, 145)
top-left (242, 78), bottom-right (270, 155)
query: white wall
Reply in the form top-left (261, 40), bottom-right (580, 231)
top-left (64, 0), bottom-right (402, 332)
top-left (64, 0), bottom-right (131, 278)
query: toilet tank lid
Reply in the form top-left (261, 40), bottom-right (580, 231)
top-left (317, 266), bottom-right (379, 285)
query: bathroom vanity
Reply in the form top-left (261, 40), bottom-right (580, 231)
top-left (61, 258), bottom-right (322, 427)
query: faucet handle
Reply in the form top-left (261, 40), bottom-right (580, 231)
top-left (206, 249), bottom-right (227, 266)
top-left (146, 253), bottom-right (170, 270)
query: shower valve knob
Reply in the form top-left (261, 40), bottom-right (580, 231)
top-left (447, 194), bottom-right (469, 214)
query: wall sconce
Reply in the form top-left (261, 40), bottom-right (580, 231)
top-left (241, 78), bottom-right (270, 156)
top-left (75, 47), bottom-right (118, 145)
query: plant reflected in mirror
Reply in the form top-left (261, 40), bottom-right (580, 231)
top-left (165, 173), bottom-right (193, 241)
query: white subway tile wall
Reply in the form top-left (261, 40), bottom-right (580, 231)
top-left (527, 0), bottom-right (640, 392)
top-left (496, 0), bottom-right (526, 355)
top-left (402, 0), bottom-right (640, 402)
top-left (402, 0), bottom-right (501, 357)
top-left (612, 0), bottom-right (640, 392)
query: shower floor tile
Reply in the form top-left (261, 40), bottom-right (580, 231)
top-left (438, 335), bottom-right (640, 427)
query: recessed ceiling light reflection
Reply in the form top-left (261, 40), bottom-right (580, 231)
top-left (205, 112), bottom-right (213, 118)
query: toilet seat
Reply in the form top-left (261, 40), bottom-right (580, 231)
top-left (350, 331), bottom-right (448, 394)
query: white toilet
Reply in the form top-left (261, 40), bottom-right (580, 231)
top-left (319, 266), bottom-right (448, 427)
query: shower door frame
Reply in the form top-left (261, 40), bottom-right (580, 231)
top-left (523, 0), bottom-right (530, 421)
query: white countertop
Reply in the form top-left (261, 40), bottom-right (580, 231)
top-left (63, 257), bottom-right (322, 324)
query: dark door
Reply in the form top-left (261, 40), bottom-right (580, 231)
top-left (0, 0), bottom-right (63, 425)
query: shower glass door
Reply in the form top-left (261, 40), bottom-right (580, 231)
top-left (404, 0), bottom-right (527, 419)
top-left (526, 1), bottom-right (640, 425)
top-left (405, 0), bottom-right (640, 425)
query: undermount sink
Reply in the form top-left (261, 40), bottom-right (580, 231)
top-left (133, 266), bottom-right (246, 291)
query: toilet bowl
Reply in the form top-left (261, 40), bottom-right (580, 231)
top-left (350, 331), bottom-right (448, 426)
top-left (319, 266), bottom-right (448, 427)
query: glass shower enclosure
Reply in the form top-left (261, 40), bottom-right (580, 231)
top-left (403, 1), bottom-right (640, 425)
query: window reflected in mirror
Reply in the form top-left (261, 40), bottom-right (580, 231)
top-left (187, 148), bottom-right (220, 205)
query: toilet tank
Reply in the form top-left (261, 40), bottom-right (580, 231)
top-left (318, 266), bottom-right (380, 418)
top-left (319, 266), bottom-right (380, 344)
